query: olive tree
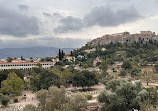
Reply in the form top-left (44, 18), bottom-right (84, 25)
top-left (98, 79), bottom-right (148, 111)
top-left (36, 86), bottom-right (87, 111)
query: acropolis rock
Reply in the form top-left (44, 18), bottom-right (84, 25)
top-left (87, 31), bottom-right (158, 47)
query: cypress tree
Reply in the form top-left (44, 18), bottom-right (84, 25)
top-left (61, 50), bottom-right (64, 60)
top-left (59, 49), bottom-right (61, 61)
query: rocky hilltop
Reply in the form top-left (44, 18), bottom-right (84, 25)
top-left (87, 31), bottom-right (158, 47)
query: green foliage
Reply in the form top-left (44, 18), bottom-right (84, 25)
top-left (98, 79), bottom-right (148, 111)
top-left (112, 68), bottom-right (117, 72)
top-left (1, 73), bottom-right (24, 95)
top-left (6, 57), bottom-right (14, 62)
top-left (52, 68), bottom-right (74, 87)
top-left (36, 63), bottom-right (42, 67)
top-left (101, 74), bottom-right (114, 85)
top-left (96, 62), bottom-right (101, 67)
top-left (30, 68), bottom-right (61, 91)
top-left (155, 64), bottom-right (158, 73)
top-left (99, 61), bottom-right (108, 72)
top-left (36, 86), bottom-right (87, 111)
top-left (85, 94), bottom-right (92, 100)
top-left (0, 69), bottom-right (25, 87)
top-left (13, 98), bottom-right (18, 103)
top-left (23, 104), bottom-right (38, 111)
top-left (145, 87), bottom-right (158, 106)
top-left (58, 49), bottom-right (65, 61)
top-left (82, 63), bottom-right (89, 69)
top-left (130, 67), bottom-right (141, 77)
top-left (73, 41), bottom-right (158, 69)
top-left (121, 61), bottom-right (132, 70)
top-left (36, 89), bottom-right (48, 106)
top-left (72, 70), bottom-right (98, 89)
top-left (0, 93), bottom-right (10, 107)
top-left (120, 69), bottom-right (127, 77)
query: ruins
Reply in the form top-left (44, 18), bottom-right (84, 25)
top-left (87, 31), bottom-right (158, 47)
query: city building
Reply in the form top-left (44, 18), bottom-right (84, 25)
top-left (0, 61), bottom-right (55, 70)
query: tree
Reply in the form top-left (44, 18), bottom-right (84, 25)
top-left (70, 51), bottom-right (73, 56)
top-left (155, 64), bottom-right (158, 73)
top-left (58, 49), bottom-right (62, 61)
top-left (36, 86), bottom-right (87, 111)
top-left (0, 93), bottom-right (10, 107)
top-left (1, 73), bottom-right (24, 95)
top-left (145, 87), bottom-right (158, 106)
top-left (61, 50), bottom-right (65, 60)
top-left (99, 61), bottom-right (108, 72)
top-left (23, 104), bottom-right (38, 111)
top-left (36, 63), bottom-right (42, 67)
top-left (72, 70), bottom-right (98, 90)
top-left (21, 56), bottom-right (25, 60)
top-left (98, 79), bottom-right (148, 111)
top-left (130, 67), bottom-right (141, 77)
top-left (142, 70), bottom-right (152, 86)
top-left (6, 57), bottom-right (13, 62)
top-left (52, 68), bottom-right (74, 87)
top-left (0, 69), bottom-right (25, 88)
top-left (120, 69), bottom-right (127, 77)
top-left (82, 63), bottom-right (89, 69)
top-left (69, 93), bottom-right (87, 111)
top-left (30, 68), bottom-right (61, 91)
top-left (121, 61), bottom-right (132, 70)
top-left (36, 89), bottom-right (48, 110)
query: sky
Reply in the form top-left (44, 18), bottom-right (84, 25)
top-left (0, 0), bottom-right (158, 48)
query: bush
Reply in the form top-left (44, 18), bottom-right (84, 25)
top-left (0, 94), bottom-right (10, 107)
top-left (120, 69), bottom-right (127, 77)
top-left (85, 94), bottom-right (92, 100)
top-left (145, 87), bottom-right (154, 92)
top-left (13, 98), bottom-right (18, 103)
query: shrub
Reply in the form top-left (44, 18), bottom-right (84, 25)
top-left (120, 69), bottom-right (127, 77)
top-left (0, 95), bottom-right (10, 107)
top-left (145, 87), bottom-right (154, 92)
top-left (85, 94), bottom-right (92, 100)
top-left (13, 98), bottom-right (18, 103)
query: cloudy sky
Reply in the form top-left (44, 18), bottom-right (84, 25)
top-left (0, 0), bottom-right (158, 48)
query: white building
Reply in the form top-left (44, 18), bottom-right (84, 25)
top-left (0, 61), bottom-right (55, 70)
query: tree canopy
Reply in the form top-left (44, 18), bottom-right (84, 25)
top-left (98, 79), bottom-right (148, 111)
top-left (72, 70), bottom-right (98, 89)
top-left (36, 86), bottom-right (87, 111)
top-left (1, 73), bottom-right (24, 95)
top-left (30, 68), bottom-right (61, 91)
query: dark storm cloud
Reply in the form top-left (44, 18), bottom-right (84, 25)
top-left (54, 16), bottom-right (83, 33)
top-left (0, 7), bottom-right (39, 37)
top-left (54, 6), bottom-right (141, 33)
top-left (83, 6), bottom-right (141, 27)
top-left (0, 37), bottom-right (88, 48)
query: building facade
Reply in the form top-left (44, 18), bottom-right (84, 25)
top-left (0, 61), bottom-right (55, 70)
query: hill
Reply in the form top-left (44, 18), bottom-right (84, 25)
top-left (0, 47), bottom-right (74, 59)
top-left (87, 31), bottom-right (158, 47)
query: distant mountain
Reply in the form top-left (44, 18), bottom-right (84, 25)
top-left (0, 47), bottom-right (74, 59)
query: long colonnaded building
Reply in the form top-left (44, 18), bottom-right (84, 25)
top-left (0, 61), bottom-right (55, 70)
